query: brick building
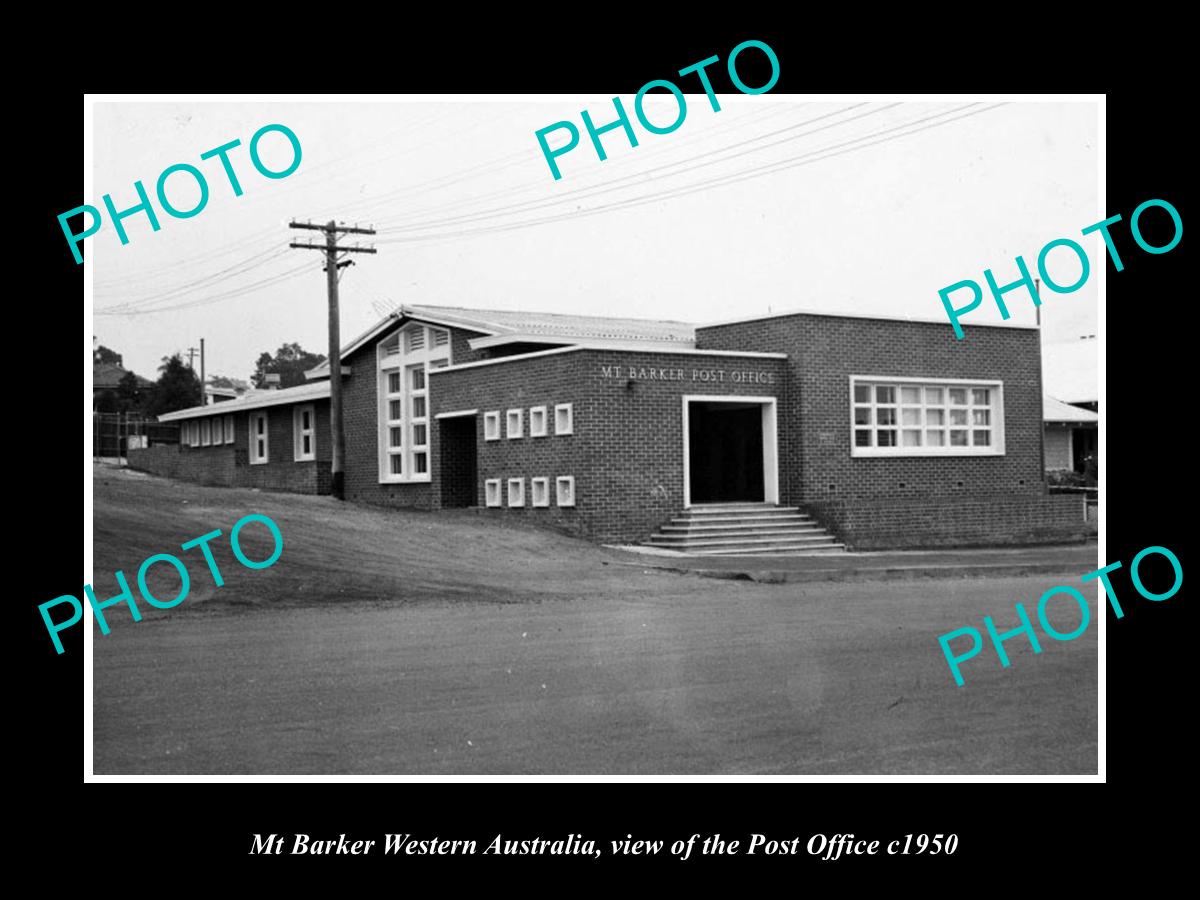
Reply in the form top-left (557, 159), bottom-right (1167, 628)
top-left (131, 303), bottom-right (1087, 550)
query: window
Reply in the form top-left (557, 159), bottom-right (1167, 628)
top-left (506, 409), bottom-right (523, 439)
top-left (377, 323), bottom-right (450, 483)
top-left (485, 479), bottom-right (501, 507)
top-left (507, 477), bottom-right (525, 507)
top-left (850, 377), bottom-right (1003, 456)
top-left (250, 412), bottom-right (269, 464)
top-left (555, 476), bottom-right (576, 507)
top-left (531, 477), bottom-right (549, 507)
top-left (554, 403), bottom-right (573, 435)
top-left (200, 419), bottom-right (211, 446)
top-left (530, 406), bottom-right (548, 437)
top-left (484, 411), bottom-right (501, 441)
top-left (186, 420), bottom-right (199, 448)
top-left (223, 415), bottom-right (234, 444)
top-left (293, 404), bottom-right (315, 461)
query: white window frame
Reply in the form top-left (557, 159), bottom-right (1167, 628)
top-left (223, 415), bottom-right (235, 444)
top-left (200, 418), bottom-right (212, 446)
top-left (507, 477), bottom-right (525, 507)
top-left (529, 406), bottom-right (548, 437)
top-left (377, 322), bottom-right (450, 484)
top-left (484, 478), bottom-right (501, 507)
top-left (531, 476), bottom-right (550, 507)
top-left (554, 403), bottom-right (574, 435)
top-left (506, 409), bottom-right (523, 439)
top-left (249, 411), bottom-right (269, 464)
top-left (484, 411), bottom-right (501, 441)
top-left (555, 476), bottom-right (576, 508)
top-left (849, 375), bottom-right (1005, 457)
top-left (293, 403), bottom-right (316, 462)
top-left (186, 420), bottom-right (199, 448)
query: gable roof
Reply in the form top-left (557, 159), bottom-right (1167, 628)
top-left (93, 362), bottom-right (153, 391)
top-left (1044, 394), bottom-right (1098, 424)
top-left (306, 303), bottom-right (696, 379)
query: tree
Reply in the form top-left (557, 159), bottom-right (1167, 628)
top-left (117, 370), bottom-right (147, 413)
top-left (94, 342), bottom-right (123, 366)
top-left (252, 342), bottom-right (326, 389)
top-left (146, 353), bottom-right (201, 416)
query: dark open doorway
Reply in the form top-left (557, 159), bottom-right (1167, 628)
top-left (439, 416), bottom-right (477, 508)
top-left (687, 401), bottom-right (765, 503)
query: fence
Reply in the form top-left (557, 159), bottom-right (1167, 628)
top-left (93, 412), bottom-right (179, 461)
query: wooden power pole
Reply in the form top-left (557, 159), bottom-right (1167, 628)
top-left (288, 220), bottom-right (377, 500)
top-left (200, 337), bottom-right (206, 405)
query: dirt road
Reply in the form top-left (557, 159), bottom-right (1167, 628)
top-left (91, 466), bottom-right (1097, 774)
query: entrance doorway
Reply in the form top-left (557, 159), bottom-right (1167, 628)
top-left (683, 397), bottom-right (778, 507)
top-left (438, 415), bottom-right (477, 508)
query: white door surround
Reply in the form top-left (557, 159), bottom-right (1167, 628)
top-left (681, 395), bottom-right (779, 509)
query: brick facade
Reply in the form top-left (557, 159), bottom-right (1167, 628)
top-left (129, 401), bottom-right (332, 495)
top-left (694, 313), bottom-right (1088, 548)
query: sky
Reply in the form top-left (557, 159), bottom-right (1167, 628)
top-left (90, 98), bottom-right (1099, 384)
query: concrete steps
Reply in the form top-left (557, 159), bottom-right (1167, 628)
top-left (644, 503), bottom-right (845, 556)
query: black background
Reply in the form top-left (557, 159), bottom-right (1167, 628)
top-left (21, 22), bottom-right (1187, 885)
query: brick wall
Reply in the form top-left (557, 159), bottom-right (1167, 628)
top-left (695, 313), bottom-right (1088, 547)
top-left (431, 348), bottom-right (787, 542)
top-left (340, 321), bottom-right (490, 509)
top-left (128, 400), bottom-right (332, 495)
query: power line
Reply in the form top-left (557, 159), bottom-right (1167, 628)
top-left (373, 104), bottom-right (1007, 247)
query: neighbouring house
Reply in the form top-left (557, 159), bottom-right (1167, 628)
top-left (1044, 395), bottom-right (1098, 473)
top-left (128, 303), bottom-right (1090, 550)
top-left (205, 375), bottom-right (258, 405)
top-left (92, 362), bottom-right (153, 410)
top-left (1042, 335), bottom-right (1099, 474)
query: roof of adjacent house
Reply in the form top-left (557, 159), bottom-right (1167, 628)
top-left (1044, 394), bottom-right (1098, 424)
top-left (157, 380), bottom-right (330, 422)
top-left (93, 362), bottom-right (153, 391)
top-left (1043, 337), bottom-right (1098, 405)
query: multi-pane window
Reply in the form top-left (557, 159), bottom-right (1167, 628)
top-left (293, 404), bottom-right (315, 461)
top-left (851, 378), bottom-right (1002, 456)
top-left (378, 324), bottom-right (450, 482)
top-left (250, 412), bottom-right (269, 464)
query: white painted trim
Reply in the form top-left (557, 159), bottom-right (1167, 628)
top-left (531, 476), bottom-right (550, 507)
top-left (431, 346), bottom-right (587, 373)
top-left (249, 411), bottom-right (269, 465)
top-left (529, 406), bottom-right (548, 437)
top-left (681, 395), bottom-right (779, 509)
top-left (325, 309), bottom-right (500, 369)
top-left (484, 479), bottom-right (501, 507)
top-left (483, 410), bottom-right (501, 441)
top-left (553, 403), bottom-right (574, 436)
top-left (698, 307), bottom-right (1040, 331)
top-left (848, 375), bottom-right (1006, 458)
top-left (555, 475), bottom-right (576, 508)
top-left (507, 477), bottom-right (525, 507)
top-left (506, 408), bottom-right (523, 439)
top-left (434, 408), bottom-right (479, 420)
top-left (467, 333), bottom-right (698, 353)
top-left (292, 403), bottom-right (316, 462)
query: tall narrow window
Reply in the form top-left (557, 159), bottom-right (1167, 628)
top-left (250, 412), bottom-right (269, 464)
top-left (377, 323), bottom-right (451, 483)
top-left (293, 404), bottom-right (315, 461)
top-left (200, 418), bottom-right (212, 446)
top-left (223, 415), bottom-right (235, 444)
top-left (554, 403), bottom-right (574, 435)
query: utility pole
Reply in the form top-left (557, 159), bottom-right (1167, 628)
top-left (1034, 278), bottom-right (1041, 328)
top-left (200, 337), bottom-right (206, 406)
top-left (186, 346), bottom-right (199, 371)
top-left (289, 220), bottom-right (377, 501)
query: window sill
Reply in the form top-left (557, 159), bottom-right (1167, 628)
top-left (850, 448), bottom-right (1004, 458)
top-left (250, 459), bottom-right (269, 466)
top-left (378, 475), bottom-right (432, 485)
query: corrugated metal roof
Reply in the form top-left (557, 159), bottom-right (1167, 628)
top-left (1044, 394), bottom-right (1098, 423)
top-left (400, 304), bottom-right (695, 343)
top-left (157, 380), bottom-right (330, 422)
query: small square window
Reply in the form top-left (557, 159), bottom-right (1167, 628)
top-left (554, 403), bottom-right (573, 435)
top-left (387, 371), bottom-right (401, 394)
top-left (854, 384), bottom-right (871, 403)
top-left (972, 388), bottom-right (991, 405)
top-left (926, 409), bottom-right (945, 426)
top-left (949, 388), bottom-right (968, 405)
top-left (506, 409), bottom-right (523, 439)
top-left (484, 479), bottom-right (501, 507)
top-left (388, 400), bottom-right (403, 421)
top-left (972, 409), bottom-right (991, 426)
top-left (950, 409), bottom-right (968, 426)
top-left (901, 408), bottom-right (921, 426)
top-left (950, 430), bottom-right (969, 446)
top-left (484, 411), bottom-right (501, 441)
top-left (854, 429), bottom-right (871, 447)
top-left (925, 429), bottom-right (945, 446)
top-left (530, 406), bottom-right (548, 437)
top-left (925, 387), bottom-right (944, 405)
top-left (902, 429), bottom-right (922, 447)
top-left (555, 476), bottom-right (576, 507)
top-left (876, 408), bottom-right (896, 426)
top-left (853, 407), bottom-right (870, 425)
top-left (876, 430), bottom-right (897, 447)
top-left (973, 430), bottom-right (991, 446)
top-left (508, 477), bottom-right (525, 507)
top-left (900, 386), bottom-right (921, 404)
top-left (875, 386), bottom-right (895, 404)
top-left (531, 477), bottom-right (549, 507)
